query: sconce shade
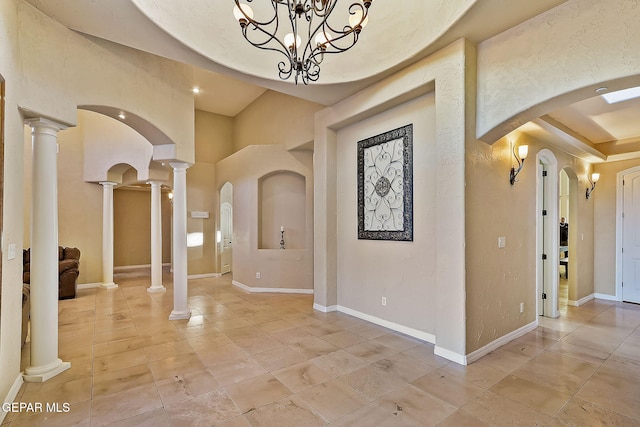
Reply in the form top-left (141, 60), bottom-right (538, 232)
top-left (518, 145), bottom-right (529, 159)
top-left (591, 172), bottom-right (600, 182)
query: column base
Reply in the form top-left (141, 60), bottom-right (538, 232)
top-left (147, 285), bottom-right (166, 293)
top-left (101, 282), bottom-right (118, 289)
top-left (23, 359), bottom-right (71, 383)
top-left (169, 309), bottom-right (191, 320)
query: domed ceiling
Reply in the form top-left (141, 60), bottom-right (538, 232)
top-left (24, 0), bottom-right (567, 107)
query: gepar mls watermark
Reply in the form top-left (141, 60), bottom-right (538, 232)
top-left (2, 402), bottom-right (70, 413)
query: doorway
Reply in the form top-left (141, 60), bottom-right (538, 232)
top-left (220, 182), bottom-right (233, 275)
top-left (620, 168), bottom-right (640, 303)
top-left (558, 167), bottom-right (578, 311)
top-left (536, 149), bottom-right (559, 318)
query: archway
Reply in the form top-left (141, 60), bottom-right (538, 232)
top-left (220, 182), bottom-right (233, 274)
top-left (559, 167), bottom-right (579, 312)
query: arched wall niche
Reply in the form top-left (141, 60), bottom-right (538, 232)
top-left (258, 171), bottom-right (306, 250)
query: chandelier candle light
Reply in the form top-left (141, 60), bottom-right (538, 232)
top-left (233, 0), bottom-right (373, 84)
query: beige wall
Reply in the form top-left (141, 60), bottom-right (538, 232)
top-left (465, 132), bottom-right (596, 353)
top-left (593, 159), bottom-right (640, 297)
top-left (188, 110), bottom-right (234, 275)
top-left (114, 188), bottom-right (171, 267)
top-left (336, 93), bottom-right (437, 335)
top-left (217, 145), bottom-right (313, 290)
top-left (315, 40), bottom-right (471, 361)
top-left (234, 90), bottom-right (323, 152)
top-left (0, 0), bottom-right (27, 407)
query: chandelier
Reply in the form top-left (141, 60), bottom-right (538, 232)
top-left (232, 0), bottom-right (373, 85)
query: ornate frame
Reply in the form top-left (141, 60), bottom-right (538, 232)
top-left (357, 124), bottom-right (413, 241)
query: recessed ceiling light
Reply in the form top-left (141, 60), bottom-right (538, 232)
top-left (192, 87), bottom-right (201, 94)
top-left (595, 87), bottom-right (608, 93)
top-left (118, 113), bottom-right (126, 120)
top-left (602, 86), bottom-right (640, 104)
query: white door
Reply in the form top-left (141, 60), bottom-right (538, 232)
top-left (220, 202), bottom-right (232, 274)
top-left (622, 171), bottom-right (640, 303)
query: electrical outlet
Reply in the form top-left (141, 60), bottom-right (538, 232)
top-left (519, 302), bottom-right (524, 313)
top-left (498, 237), bottom-right (506, 248)
top-left (381, 297), bottom-right (387, 306)
top-left (256, 272), bottom-right (261, 279)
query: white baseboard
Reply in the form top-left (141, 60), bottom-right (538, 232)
top-left (594, 293), bottom-right (619, 301)
top-left (335, 305), bottom-right (436, 344)
top-left (1, 373), bottom-right (24, 423)
top-left (434, 346), bottom-right (467, 365)
top-left (76, 282), bottom-right (102, 290)
top-left (188, 273), bottom-right (223, 279)
top-left (568, 293), bottom-right (595, 307)
top-left (232, 280), bottom-right (314, 294)
top-left (465, 320), bottom-right (538, 365)
top-left (114, 263), bottom-right (170, 271)
top-left (313, 303), bottom-right (338, 313)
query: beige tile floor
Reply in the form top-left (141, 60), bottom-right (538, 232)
top-left (4, 269), bottom-right (640, 426)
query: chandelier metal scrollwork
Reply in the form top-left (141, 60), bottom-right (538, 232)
top-left (233, 0), bottom-right (373, 85)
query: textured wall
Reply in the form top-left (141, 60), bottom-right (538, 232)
top-left (465, 132), bottom-right (595, 352)
top-left (336, 93), bottom-right (437, 336)
top-left (216, 145), bottom-right (314, 291)
top-left (477, 0), bottom-right (640, 143)
top-left (233, 90), bottom-right (322, 152)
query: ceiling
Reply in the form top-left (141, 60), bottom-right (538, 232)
top-left (22, 0), bottom-right (640, 162)
top-left (519, 88), bottom-right (640, 163)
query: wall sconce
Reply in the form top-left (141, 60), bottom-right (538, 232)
top-left (586, 172), bottom-right (600, 199)
top-left (509, 144), bottom-right (529, 185)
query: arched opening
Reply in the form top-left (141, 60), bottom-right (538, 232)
top-left (559, 167), bottom-right (578, 312)
top-left (219, 182), bottom-right (233, 275)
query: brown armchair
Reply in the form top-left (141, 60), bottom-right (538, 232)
top-left (23, 246), bottom-right (80, 300)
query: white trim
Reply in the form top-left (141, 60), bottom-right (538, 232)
top-left (0, 374), bottom-right (24, 423)
top-left (188, 273), bottom-right (222, 279)
top-left (536, 149), bottom-right (560, 319)
top-left (568, 293), bottom-right (594, 307)
top-left (232, 280), bottom-right (314, 294)
top-left (114, 263), bottom-right (170, 271)
top-left (313, 303), bottom-right (337, 313)
top-left (336, 305), bottom-right (436, 344)
top-left (434, 346), bottom-right (467, 365)
top-left (466, 320), bottom-right (538, 365)
top-left (616, 166), bottom-right (640, 302)
top-left (595, 292), bottom-right (619, 301)
top-left (76, 282), bottom-right (102, 290)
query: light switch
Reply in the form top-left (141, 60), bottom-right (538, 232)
top-left (8, 243), bottom-right (16, 260)
top-left (498, 237), bottom-right (506, 248)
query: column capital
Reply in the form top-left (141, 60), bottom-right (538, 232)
top-left (99, 181), bottom-right (118, 188)
top-left (24, 117), bottom-right (69, 132)
top-left (147, 180), bottom-right (164, 187)
top-left (169, 162), bottom-right (192, 172)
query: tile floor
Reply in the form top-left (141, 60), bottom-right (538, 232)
top-left (4, 270), bottom-right (640, 426)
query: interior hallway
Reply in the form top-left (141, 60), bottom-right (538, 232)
top-left (5, 271), bottom-right (640, 426)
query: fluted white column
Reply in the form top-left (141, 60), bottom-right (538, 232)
top-left (101, 182), bottom-right (118, 289)
top-left (24, 118), bottom-right (71, 382)
top-left (169, 162), bottom-right (191, 320)
top-left (148, 181), bottom-right (165, 293)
